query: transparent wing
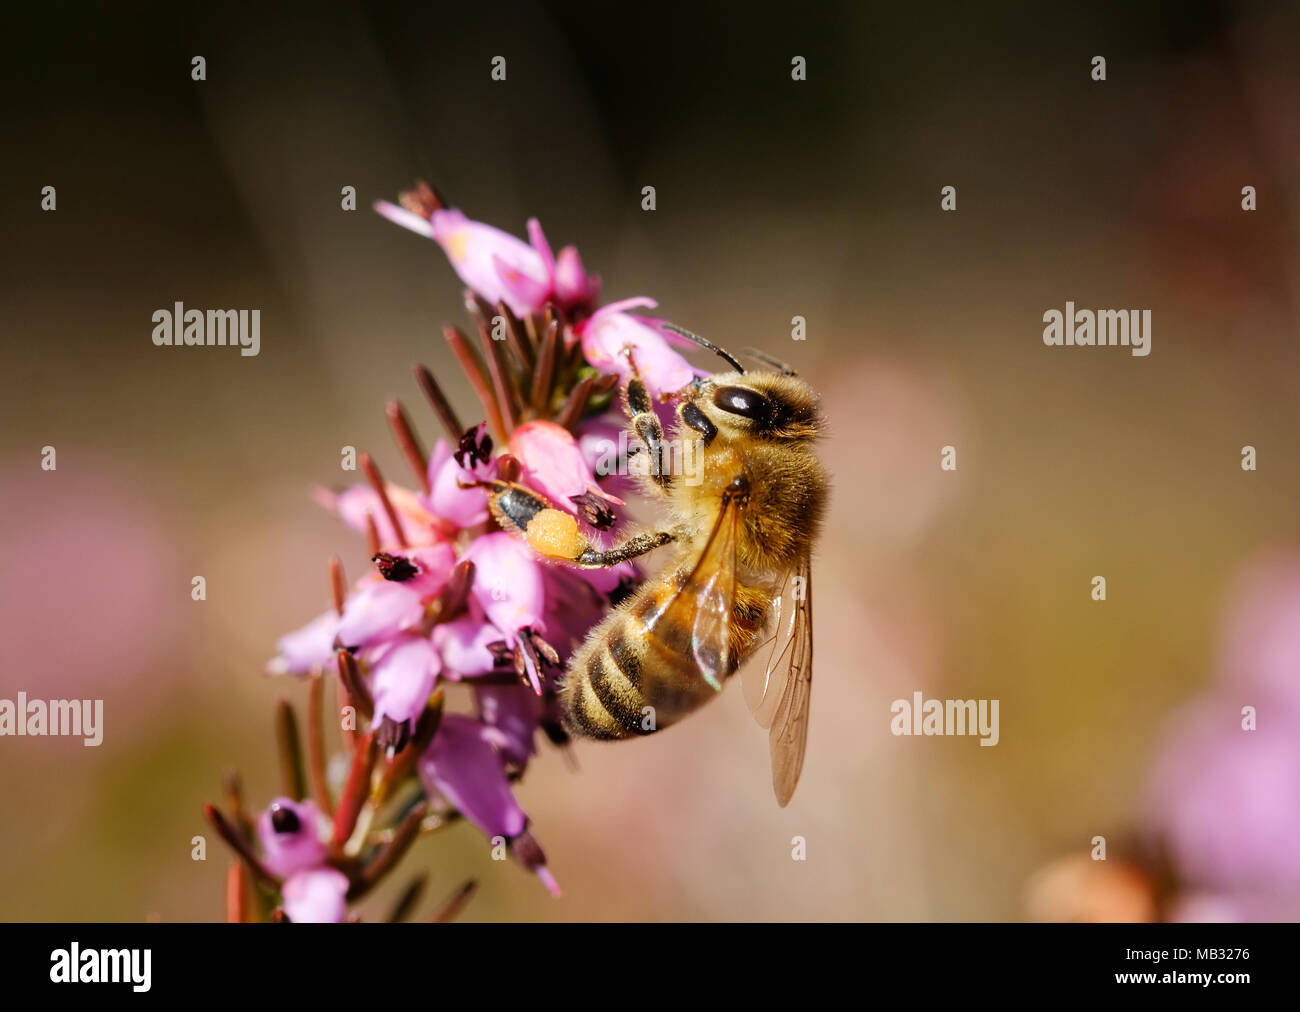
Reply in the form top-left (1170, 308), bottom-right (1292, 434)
top-left (742, 566), bottom-right (794, 727)
top-left (644, 493), bottom-right (741, 692)
top-left (742, 555), bottom-right (813, 806)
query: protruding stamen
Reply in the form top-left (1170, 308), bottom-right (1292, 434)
top-left (555, 375), bottom-right (595, 431)
top-left (350, 801), bottom-right (427, 899)
top-left (444, 325), bottom-right (508, 444)
top-left (467, 294), bottom-right (522, 433)
top-left (307, 673), bottom-right (334, 817)
top-left (336, 649), bottom-right (375, 719)
top-left (330, 732), bottom-right (377, 849)
top-left (387, 875), bottom-right (427, 923)
top-left (226, 863), bottom-right (249, 924)
top-left (204, 804), bottom-right (281, 887)
top-left (495, 299), bottom-right (534, 372)
top-left (430, 560), bottom-right (474, 624)
top-left (430, 879), bottom-right (478, 923)
top-left (386, 400), bottom-right (431, 495)
top-left (359, 452), bottom-right (409, 548)
top-left (275, 699), bottom-right (306, 802)
top-left (329, 556), bottom-right (346, 617)
top-left (413, 363), bottom-right (464, 444)
top-left (531, 318), bottom-right (559, 415)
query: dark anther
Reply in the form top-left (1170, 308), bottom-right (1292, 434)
top-left (486, 640), bottom-right (515, 667)
top-left (375, 715), bottom-right (411, 756)
top-left (454, 424), bottom-right (493, 469)
top-left (372, 552), bottom-right (419, 582)
top-left (569, 491), bottom-right (617, 530)
top-left (269, 804), bottom-right (301, 835)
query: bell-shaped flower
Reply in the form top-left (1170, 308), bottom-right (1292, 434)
top-left (370, 542), bottom-right (456, 598)
top-left (335, 579), bottom-right (426, 651)
top-left (554, 245), bottom-right (598, 310)
top-left (267, 610), bottom-right (339, 676)
top-left (281, 867), bottom-right (350, 923)
top-left (463, 533), bottom-right (545, 635)
top-left (325, 484), bottom-right (439, 549)
top-left (418, 714), bottom-right (558, 894)
top-left (433, 614), bottom-right (506, 680)
top-left (370, 635), bottom-right (441, 754)
top-left (578, 297), bottom-right (696, 396)
top-left (475, 684), bottom-right (541, 768)
top-left (257, 797), bottom-right (329, 878)
top-left (424, 428), bottom-right (496, 529)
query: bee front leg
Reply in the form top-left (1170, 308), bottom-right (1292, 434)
top-left (623, 376), bottom-right (673, 492)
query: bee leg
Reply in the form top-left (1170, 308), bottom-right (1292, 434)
top-left (572, 529), bottom-right (677, 567)
top-left (623, 376), bottom-right (673, 491)
top-left (487, 479), bottom-right (677, 566)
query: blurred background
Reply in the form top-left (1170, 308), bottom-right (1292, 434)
top-left (1, 0), bottom-right (1298, 921)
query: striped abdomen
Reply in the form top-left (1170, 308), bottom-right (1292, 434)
top-left (562, 578), bottom-right (769, 740)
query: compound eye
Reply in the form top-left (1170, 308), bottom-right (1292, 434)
top-left (712, 386), bottom-right (771, 422)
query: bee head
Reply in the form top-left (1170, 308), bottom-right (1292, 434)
top-left (660, 324), bottom-right (822, 444)
top-left (687, 371), bottom-right (823, 444)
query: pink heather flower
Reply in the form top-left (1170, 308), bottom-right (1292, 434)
top-left (323, 484), bottom-right (441, 549)
top-left (375, 202), bottom-right (591, 318)
top-left (420, 714), bottom-right (527, 838)
top-left (267, 610), bottom-right (339, 676)
top-left (432, 614), bottom-right (504, 680)
top-left (464, 533), bottom-right (546, 635)
top-left (475, 684), bottom-right (541, 768)
top-left (335, 579), bottom-right (426, 651)
top-left (508, 419), bottom-right (622, 531)
top-left (370, 636), bottom-right (441, 753)
top-left (1145, 696), bottom-right (1300, 897)
top-left (553, 244), bottom-right (598, 309)
top-left (423, 426), bottom-right (497, 529)
top-left (1216, 551), bottom-right (1300, 705)
top-left (578, 297), bottom-right (696, 396)
top-left (372, 542), bottom-right (456, 598)
top-left (281, 867), bottom-right (350, 924)
top-left (463, 533), bottom-right (551, 692)
top-left (257, 798), bottom-right (329, 878)
top-left (418, 713), bottom-right (559, 895)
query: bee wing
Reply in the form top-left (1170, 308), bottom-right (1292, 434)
top-left (644, 491), bottom-right (741, 692)
top-left (741, 555), bottom-right (813, 807)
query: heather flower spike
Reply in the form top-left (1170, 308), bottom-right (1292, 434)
top-left (208, 178), bottom-right (726, 919)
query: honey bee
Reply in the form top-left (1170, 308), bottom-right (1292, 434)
top-left (487, 328), bottom-right (826, 805)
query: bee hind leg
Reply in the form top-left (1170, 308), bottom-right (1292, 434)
top-left (487, 479), bottom-right (677, 566)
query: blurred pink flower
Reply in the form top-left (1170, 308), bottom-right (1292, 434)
top-left (257, 798), bottom-right (329, 879)
top-left (374, 202), bottom-right (597, 317)
top-left (281, 867), bottom-right (350, 924)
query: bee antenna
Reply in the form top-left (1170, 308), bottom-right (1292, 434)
top-left (661, 323), bottom-right (746, 374)
top-left (741, 347), bottom-right (798, 377)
